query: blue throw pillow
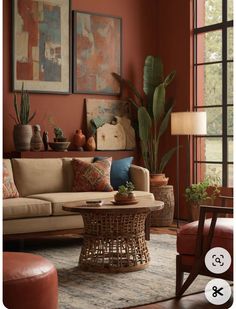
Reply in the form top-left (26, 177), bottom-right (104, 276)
top-left (94, 157), bottom-right (133, 190)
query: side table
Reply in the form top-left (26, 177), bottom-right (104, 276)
top-left (150, 185), bottom-right (175, 226)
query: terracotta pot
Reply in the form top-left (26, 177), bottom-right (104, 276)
top-left (73, 129), bottom-right (86, 150)
top-left (114, 192), bottom-right (136, 203)
top-left (150, 174), bottom-right (169, 187)
top-left (190, 203), bottom-right (200, 221)
top-left (13, 124), bottom-right (33, 151)
top-left (86, 136), bottom-right (96, 151)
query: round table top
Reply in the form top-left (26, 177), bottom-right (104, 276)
top-left (62, 198), bottom-right (164, 212)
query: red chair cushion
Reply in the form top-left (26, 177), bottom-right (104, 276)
top-left (177, 218), bottom-right (233, 255)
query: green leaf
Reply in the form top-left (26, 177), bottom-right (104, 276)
top-left (153, 83), bottom-right (165, 122)
top-left (163, 70), bottom-right (176, 87)
top-left (13, 93), bottom-right (20, 124)
top-left (159, 147), bottom-right (177, 173)
top-left (138, 106), bottom-right (152, 142)
top-left (143, 55), bottom-right (163, 96)
top-left (158, 104), bottom-right (173, 137)
top-left (112, 72), bottom-right (143, 106)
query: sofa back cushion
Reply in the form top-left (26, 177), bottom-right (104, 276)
top-left (12, 158), bottom-right (65, 196)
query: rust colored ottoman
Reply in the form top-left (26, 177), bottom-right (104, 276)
top-left (3, 252), bottom-right (58, 309)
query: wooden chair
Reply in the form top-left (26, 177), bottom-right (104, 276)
top-left (176, 196), bottom-right (233, 297)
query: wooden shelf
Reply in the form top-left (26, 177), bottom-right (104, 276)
top-left (4, 150), bottom-right (139, 162)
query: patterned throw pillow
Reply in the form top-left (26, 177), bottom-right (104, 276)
top-left (72, 158), bottom-right (113, 192)
top-left (3, 163), bottom-right (19, 199)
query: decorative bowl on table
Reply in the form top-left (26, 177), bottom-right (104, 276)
top-left (112, 192), bottom-right (138, 205)
top-left (49, 142), bottom-right (70, 152)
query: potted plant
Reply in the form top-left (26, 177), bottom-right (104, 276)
top-left (185, 176), bottom-right (220, 221)
top-left (114, 181), bottom-right (136, 203)
top-left (113, 55), bottom-right (176, 186)
top-left (10, 83), bottom-right (36, 151)
top-left (54, 127), bottom-right (67, 142)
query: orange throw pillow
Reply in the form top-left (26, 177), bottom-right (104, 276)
top-left (72, 158), bottom-right (113, 192)
top-left (3, 163), bottom-right (19, 199)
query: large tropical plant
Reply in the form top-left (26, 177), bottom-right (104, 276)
top-left (112, 55), bottom-right (176, 174)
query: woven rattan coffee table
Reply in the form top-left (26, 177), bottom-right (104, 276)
top-left (62, 199), bottom-right (163, 273)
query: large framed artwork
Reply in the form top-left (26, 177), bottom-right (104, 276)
top-left (73, 11), bottom-right (121, 95)
top-left (12, 0), bottom-right (71, 93)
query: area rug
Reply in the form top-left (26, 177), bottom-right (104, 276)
top-left (27, 234), bottom-right (211, 309)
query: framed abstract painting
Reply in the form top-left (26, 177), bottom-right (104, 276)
top-left (12, 0), bottom-right (71, 93)
top-left (73, 11), bottom-right (122, 95)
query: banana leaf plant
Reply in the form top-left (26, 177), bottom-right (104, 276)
top-left (112, 55), bottom-right (176, 174)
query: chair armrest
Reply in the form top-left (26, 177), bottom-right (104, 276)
top-left (129, 164), bottom-right (150, 192)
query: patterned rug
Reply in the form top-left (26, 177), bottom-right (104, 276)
top-left (27, 234), bottom-right (211, 309)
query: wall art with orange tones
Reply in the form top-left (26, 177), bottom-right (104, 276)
top-left (12, 0), bottom-right (71, 93)
top-left (73, 11), bottom-right (121, 95)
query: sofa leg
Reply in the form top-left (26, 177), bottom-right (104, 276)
top-left (175, 255), bottom-right (184, 296)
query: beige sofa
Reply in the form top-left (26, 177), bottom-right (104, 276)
top-left (3, 158), bottom-right (154, 236)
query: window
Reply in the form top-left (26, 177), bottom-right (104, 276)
top-left (193, 0), bottom-right (233, 186)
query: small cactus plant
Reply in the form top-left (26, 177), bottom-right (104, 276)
top-left (10, 83), bottom-right (36, 125)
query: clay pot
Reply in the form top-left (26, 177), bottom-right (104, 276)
top-left (114, 192), bottom-right (136, 203)
top-left (73, 129), bottom-right (86, 150)
top-left (13, 124), bottom-right (33, 151)
top-left (150, 174), bottom-right (169, 187)
top-left (30, 125), bottom-right (43, 151)
top-left (86, 136), bottom-right (96, 151)
top-left (190, 203), bottom-right (200, 221)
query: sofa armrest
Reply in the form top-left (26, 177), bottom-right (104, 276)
top-left (130, 164), bottom-right (150, 192)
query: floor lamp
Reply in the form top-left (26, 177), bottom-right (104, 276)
top-left (171, 112), bottom-right (207, 228)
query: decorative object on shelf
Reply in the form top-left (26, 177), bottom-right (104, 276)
top-left (96, 122), bottom-right (126, 150)
top-left (54, 127), bottom-right (67, 142)
top-left (150, 174), bottom-right (169, 187)
top-left (114, 181), bottom-right (137, 204)
top-left (112, 56), bottom-right (176, 179)
top-left (10, 83), bottom-right (36, 151)
top-left (86, 99), bottom-right (130, 135)
top-left (150, 185), bottom-right (175, 226)
top-left (185, 176), bottom-right (220, 221)
top-left (171, 111), bottom-right (207, 226)
top-left (86, 136), bottom-right (96, 151)
top-left (73, 129), bottom-right (86, 151)
top-left (48, 142), bottom-right (70, 152)
top-left (30, 124), bottom-right (43, 151)
top-left (42, 131), bottom-right (49, 151)
top-left (73, 11), bottom-right (121, 95)
top-left (12, 0), bottom-right (71, 93)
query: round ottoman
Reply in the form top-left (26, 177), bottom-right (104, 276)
top-left (3, 252), bottom-right (58, 309)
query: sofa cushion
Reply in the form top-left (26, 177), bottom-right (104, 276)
top-left (3, 198), bottom-right (52, 220)
top-left (177, 218), bottom-right (233, 255)
top-left (29, 191), bottom-right (154, 216)
top-left (94, 157), bottom-right (133, 190)
top-left (12, 158), bottom-right (65, 196)
top-left (62, 157), bottom-right (94, 191)
top-left (3, 162), bottom-right (19, 199)
top-left (72, 158), bottom-right (113, 192)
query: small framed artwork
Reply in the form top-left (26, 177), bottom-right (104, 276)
top-left (12, 0), bottom-right (71, 93)
top-left (73, 11), bottom-right (122, 95)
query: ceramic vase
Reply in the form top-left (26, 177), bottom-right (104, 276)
top-left (86, 136), bottom-right (96, 151)
top-left (13, 124), bottom-right (33, 151)
top-left (150, 174), bottom-right (169, 187)
top-left (30, 125), bottom-right (43, 151)
top-left (73, 129), bottom-right (86, 150)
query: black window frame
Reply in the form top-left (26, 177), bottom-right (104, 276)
top-left (193, 0), bottom-right (233, 187)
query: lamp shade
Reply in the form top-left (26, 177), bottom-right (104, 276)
top-left (171, 112), bottom-right (207, 135)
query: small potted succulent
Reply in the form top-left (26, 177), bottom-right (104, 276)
top-left (114, 181), bottom-right (136, 203)
top-left (54, 127), bottom-right (67, 142)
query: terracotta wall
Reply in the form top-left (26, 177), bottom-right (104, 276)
top-left (3, 0), bottom-right (158, 152)
top-left (3, 0), bottom-right (193, 219)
